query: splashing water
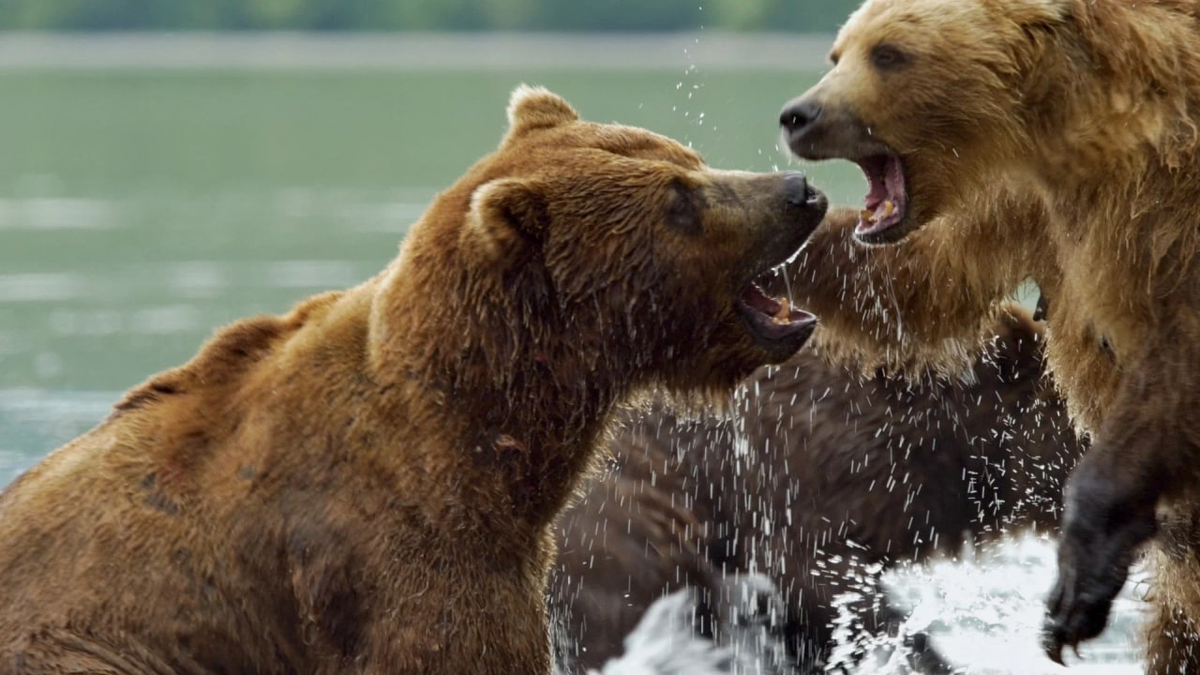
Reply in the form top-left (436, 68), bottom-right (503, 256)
top-left (569, 573), bottom-right (792, 675)
top-left (836, 534), bottom-right (1146, 675)
top-left (576, 535), bottom-right (1147, 675)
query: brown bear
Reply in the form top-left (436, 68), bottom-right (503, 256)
top-left (552, 304), bottom-right (1083, 673)
top-left (0, 86), bottom-right (829, 673)
top-left (779, 0), bottom-right (1200, 670)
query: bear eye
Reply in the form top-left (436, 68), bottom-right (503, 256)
top-left (828, 50), bottom-right (840, 66)
top-left (870, 43), bottom-right (911, 71)
top-left (666, 180), bottom-right (701, 236)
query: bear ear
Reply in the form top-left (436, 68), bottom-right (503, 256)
top-left (504, 84), bottom-right (579, 139)
top-left (463, 177), bottom-right (550, 260)
top-left (995, 0), bottom-right (1071, 26)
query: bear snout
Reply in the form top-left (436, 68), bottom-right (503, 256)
top-left (781, 95), bottom-right (845, 161)
top-left (779, 94), bottom-right (881, 165)
top-left (780, 171), bottom-right (827, 243)
top-left (779, 96), bottom-right (823, 138)
top-left (780, 94), bottom-right (838, 160)
top-left (782, 171), bottom-right (816, 208)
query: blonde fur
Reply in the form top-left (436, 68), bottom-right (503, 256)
top-left (786, 0), bottom-right (1200, 668)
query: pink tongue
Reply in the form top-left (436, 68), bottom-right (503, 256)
top-left (863, 159), bottom-right (888, 210)
top-left (860, 155), bottom-right (906, 224)
top-left (884, 155), bottom-right (906, 203)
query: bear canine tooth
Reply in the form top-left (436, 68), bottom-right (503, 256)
top-left (772, 297), bottom-right (791, 324)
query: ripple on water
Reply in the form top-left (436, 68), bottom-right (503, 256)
top-left (0, 273), bottom-right (90, 303)
top-left (168, 261), bottom-right (230, 298)
top-left (129, 305), bottom-right (203, 335)
top-left (46, 306), bottom-right (200, 337)
top-left (0, 389), bottom-right (115, 484)
top-left (274, 186), bottom-right (433, 235)
top-left (0, 197), bottom-right (115, 231)
top-left (265, 260), bottom-right (367, 290)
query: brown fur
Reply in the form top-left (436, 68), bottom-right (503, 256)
top-left (552, 305), bottom-right (1083, 673)
top-left (779, 0), bottom-right (1200, 669)
top-left (0, 86), bottom-right (828, 673)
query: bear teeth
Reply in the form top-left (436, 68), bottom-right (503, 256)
top-left (771, 297), bottom-right (792, 324)
top-left (861, 200), bottom-right (897, 225)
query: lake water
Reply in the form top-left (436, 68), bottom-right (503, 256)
top-left (0, 34), bottom-right (1144, 674)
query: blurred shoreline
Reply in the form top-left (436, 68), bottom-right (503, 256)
top-left (0, 31), bottom-right (833, 70)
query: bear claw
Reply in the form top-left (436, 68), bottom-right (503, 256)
top-left (1042, 624), bottom-right (1084, 666)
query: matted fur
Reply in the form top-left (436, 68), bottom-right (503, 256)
top-left (0, 86), bottom-right (826, 673)
top-left (781, 0), bottom-right (1200, 670)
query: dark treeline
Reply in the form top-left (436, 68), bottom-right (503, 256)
top-left (0, 0), bottom-right (860, 32)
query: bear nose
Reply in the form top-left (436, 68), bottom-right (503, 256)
top-left (782, 171), bottom-right (812, 207)
top-left (779, 97), bottom-right (822, 136)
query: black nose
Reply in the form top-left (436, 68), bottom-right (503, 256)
top-left (782, 171), bottom-right (811, 207)
top-left (779, 98), bottom-right (822, 136)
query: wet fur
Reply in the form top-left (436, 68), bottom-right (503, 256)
top-left (784, 0), bottom-right (1200, 668)
top-left (551, 306), bottom-right (1082, 672)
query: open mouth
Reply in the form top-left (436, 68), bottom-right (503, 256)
top-left (735, 282), bottom-right (816, 349)
top-left (854, 153), bottom-right (908, 241)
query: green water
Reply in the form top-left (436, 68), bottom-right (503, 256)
top-left (0, 66), bottom-right (863, 477)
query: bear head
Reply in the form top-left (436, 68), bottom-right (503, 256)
top-left (778, 0), bottom-right (1078, 245)
top-left (378, 85), bottom-right (828, 413)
